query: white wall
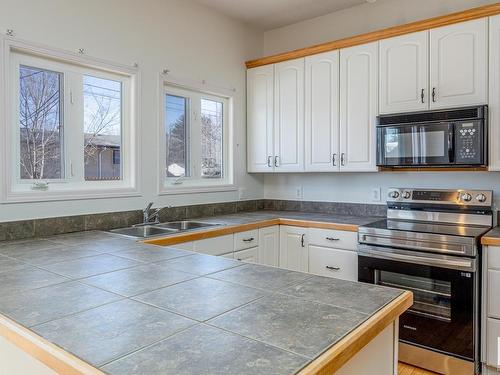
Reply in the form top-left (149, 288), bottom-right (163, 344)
top-left (263, 0), bottom-right (500, 209)
top-left (0, 0), bottom-right (264, 222)
top-left (263, 0), bottom-right (499, 55)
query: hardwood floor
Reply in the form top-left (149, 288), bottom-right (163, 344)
top-left (398, 362), bottom-right (439, 375)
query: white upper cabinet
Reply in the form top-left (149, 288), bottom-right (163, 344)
top-left (247, 65), bottom-right (275, 172)
top-left (429, 18), bottom-right (488, 109)
top-left (305, 51), bottom-right (340, 171)
top-left (489, 14), bottom-right (500, 171)
top-left (340, 42), bottom-right (378, 172)
top-left (274, 58), bottom-right (305, 172)
top-left (379, 31), bottom-right (429, 114)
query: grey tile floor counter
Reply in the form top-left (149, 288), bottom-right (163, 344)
top-left (0, 218), bottom-right (400, 375)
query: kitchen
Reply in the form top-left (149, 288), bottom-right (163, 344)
top-left (1, 0), bottom-right (500, 374)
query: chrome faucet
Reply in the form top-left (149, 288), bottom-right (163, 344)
top-left (143, 202), bottom-right (161, 225)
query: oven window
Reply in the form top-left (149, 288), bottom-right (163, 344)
top-left (377, 270), bottom-right (451, 321)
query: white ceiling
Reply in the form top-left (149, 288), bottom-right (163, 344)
top-left (192, 0), bottom-right (370, 31)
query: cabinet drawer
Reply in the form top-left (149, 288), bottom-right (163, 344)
top-left (308, 245), bottom-right (358, 281)
top-left (234, 247), bottom-right (258, 264)
top-left (489, 270), bottom-right (500, 319)
top-left (488, 246), bottom-right (500, 270)
top-left (308, 228), bottom-right (357, 251)
top-left (234, 230), bottom-right (259, 251)
top-left (487, 318), bottom-right (500, 367)
top-left (171, 241), bottom-right (194, 252)
top-left (194, 234), bottom-right (233, 256)
top-left (220, 252), bottom-right (234, 259)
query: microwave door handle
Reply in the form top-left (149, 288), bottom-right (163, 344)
top-left (448, 124), bottom-right (455, 163)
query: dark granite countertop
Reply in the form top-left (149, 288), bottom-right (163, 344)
top-left (0, 212), bottom-right (399, 375)
top-left (183, 210), bottom-right (381, 228)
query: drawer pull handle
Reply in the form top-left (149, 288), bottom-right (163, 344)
top-left (237, 258), bottom-right (243, 261)
top-left (326, 266), bottom-right (340, 271)
top-left (242, 238), bottom-right (255, 242)
top-left (326, 237), bottom-right (340, 241)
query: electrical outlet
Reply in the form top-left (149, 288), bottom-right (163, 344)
top-left (296, 186), bottom-right (304, 199)
top-left (371, 187), bottom-right (381, 202)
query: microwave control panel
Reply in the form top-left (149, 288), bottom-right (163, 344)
top-left (455, 121), bottom-right (483, 164)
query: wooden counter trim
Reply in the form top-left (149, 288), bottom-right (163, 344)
top-left (245, 2), bottom-right (500, 68)
top-left (298, 291), bottom-right (413, 375)
top-left (144, 217), bottom-right (359, 246)
top-left (481, 236), bottom-right (500, 246)
top-left (0, 315), bottom-right (104, 375)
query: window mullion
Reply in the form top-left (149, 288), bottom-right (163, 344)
top-left (191, 93), bottom-right (202, 180)
top-left (65, 72), bottom-right (85, 183)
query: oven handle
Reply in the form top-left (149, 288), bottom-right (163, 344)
top-left (358, 245), bottom-right (476, 272)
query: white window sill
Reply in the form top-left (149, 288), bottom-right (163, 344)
top-left (2, 186), bottom-right (141, 204)
top-left (159, 183), bottom-right (238, 195)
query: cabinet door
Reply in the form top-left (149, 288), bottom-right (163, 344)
top-left (490, 15), bottom-right (500, 171)
top-left (234, 247), bottom-right (259, 264)
top-left (379, 31), bottom-right (429, 114)
top-left (194, 234), bottom-right (233, 256)
top-left (430, 18), bottom-right (487, 109)
top-left (488, 270), bottom-right (500, 319)
top-left (171, 241), bottom-right (194, 252)
top-left (305, 51), bottom-right (340, 171)
top-left (279, 226), bottom-right (308, 272)
top-left (309, 245), bottom-right (358, 281)
top-left (247, 65), bottom-right (274, 172)
top-left (340, 42), bottom-right (378, 172)
top-left (258, 226), bottom-right (279, 267)
top-left (274, 58), bottom-right (305, 172)
top-left (487, 318), bottom-right (500, 367)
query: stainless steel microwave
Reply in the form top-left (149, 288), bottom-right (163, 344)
top-left (376, 106), bottom-right (487, 168)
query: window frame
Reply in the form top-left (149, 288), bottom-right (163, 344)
top-left (158, 76), bottom-right (235, 195)
top-left (1, 37), bottom-right (141, 203)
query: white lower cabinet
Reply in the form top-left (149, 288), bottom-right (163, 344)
top-left (487, 318), bottom-right (500, 368)
top-left (308, 245), bottom-right (357, 281)
top-left (194, 234), bottom-right (233, 256)
top-left (234, 247), bottom-right (259, 263)
top-left (279, 226), bottom-right (309, 272)
top-left (258, 226), bottom-right (280, 267)
top-left (171, 241), bottom-right (195, 251)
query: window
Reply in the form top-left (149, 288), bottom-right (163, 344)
top-left (162, 84), bottom-right (232, 192)
top-left (3, 41), bottom-right (138, 202)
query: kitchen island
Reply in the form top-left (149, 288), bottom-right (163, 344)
top-left (0, 216), bottom-right (411, 375)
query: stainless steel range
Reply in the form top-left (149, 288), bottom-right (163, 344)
top-left (358, 188), bottom-right (493, 375)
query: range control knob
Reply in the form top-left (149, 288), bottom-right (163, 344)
top-left (461, 193), bottom-right (472, 202)
top-left (402, 191), bottom-right (411, 199)
top-left (388, 190), bottom-right (400, 199)
top-left (476, 193), bottom-right (487, 203)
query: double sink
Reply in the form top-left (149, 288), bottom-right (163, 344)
top-left (110, 221), bottom-right (223, 239)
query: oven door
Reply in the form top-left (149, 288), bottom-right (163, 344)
top-left (358, 245), bottom-right (477, 361)
top-left (377, 122), bottom-right (454, 166)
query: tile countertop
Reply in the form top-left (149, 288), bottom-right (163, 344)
top-left (482, 226), bottom-right (500, 245)
top-left (0, 212), bottom-right (411, 375)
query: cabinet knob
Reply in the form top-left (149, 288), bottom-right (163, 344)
top-left (301, 233), bottom-right (305, 247)
top-left (432, 87), bottom-right (436, 102)
top-left (340, 153), bottom-right (346, 166)
top-left (421, 88), bottom-right (425, 103)
top-left (274, 156), bottom-right (279, 168)
top-left (267, 156), bottom-right (272, 168)
top-left (332, 153), bottom-right (337, 166)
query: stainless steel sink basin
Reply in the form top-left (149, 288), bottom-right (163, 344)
top-left (109, 221), bottom-right (223, 239)
top-left (157, 221), bottom-right (221, 231)
top-left (110, 225), bottom-right (179, 238)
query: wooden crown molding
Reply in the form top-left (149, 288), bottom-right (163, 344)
top-left (245, 2), bottom-right (500, 69)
